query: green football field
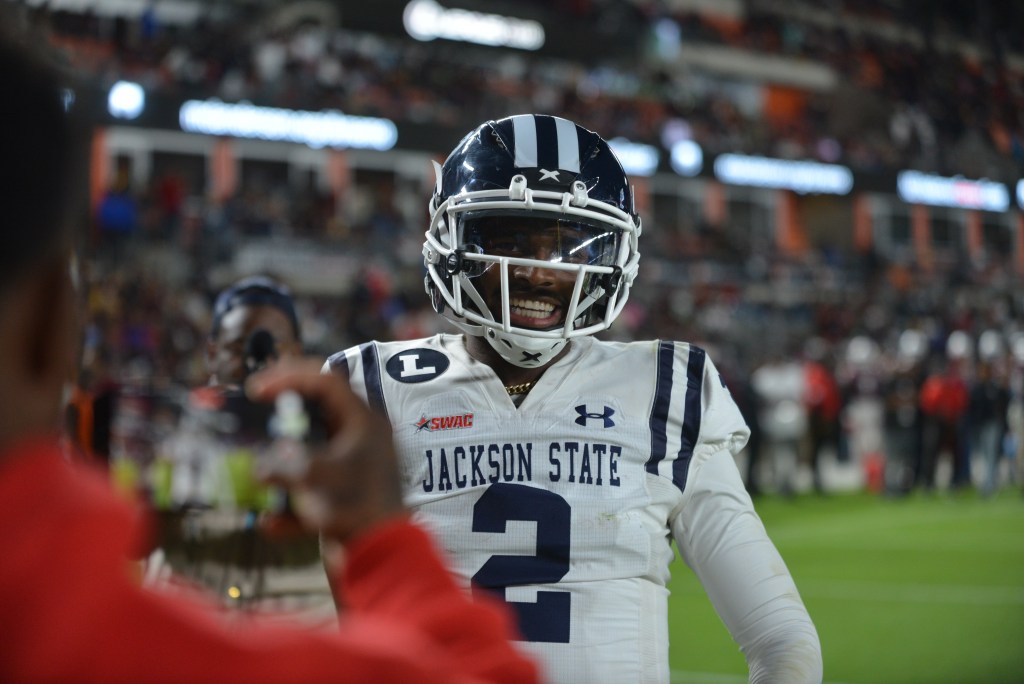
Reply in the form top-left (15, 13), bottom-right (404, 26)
top-left (666, 489), bottom-right (1024, 684)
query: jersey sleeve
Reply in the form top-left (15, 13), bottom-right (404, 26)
top-left (323, 342), bottom-right (389, 421)
top-left (692, 352), bottom-right (750, 460)
top-left (670, 451), bottom-right (823, 684)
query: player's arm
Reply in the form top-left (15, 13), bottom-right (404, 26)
top-left (672, 450), bottom-right (822, 683)
top-left (671, 355), bottom-right (822, 684)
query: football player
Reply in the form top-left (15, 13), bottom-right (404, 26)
top-left (326, 114), bottom-right (822, 683)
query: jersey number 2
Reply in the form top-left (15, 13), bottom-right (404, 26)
top-left (471, 483), bottom-right (571, 643)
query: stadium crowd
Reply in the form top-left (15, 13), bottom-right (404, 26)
top-left (28, 0), bottom-right (1024, 181)
top-left (28, 0), bottom-right (1020, 498)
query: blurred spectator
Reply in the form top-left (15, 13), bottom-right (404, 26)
top-left (95, 165), bottom-right (140, 260)
top-left (837, 336), bottom-right (886, 491)
top-left (752, 352), bottom-right (807, 496)
top-left (882, 362), bottom-right (925, 495)
top-left (968, 360), bottom-right (1010, 496)
top-left (803, 342), bottom-right (842, 494)
top-left (919, 355), bottom-right (971, 491)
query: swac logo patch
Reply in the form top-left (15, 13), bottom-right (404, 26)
top-left (385, 349), bottom-right (450, 383)
top-left (574, 405), bottom-right (615, 428)
top-left (415, 413), bottom-right (474, 432)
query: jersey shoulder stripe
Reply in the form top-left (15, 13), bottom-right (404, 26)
top-left (674, 345), bottom-right (706, 493)
top-left (645, 340), bottom-right (675, 477)
top-left (326, 341), bottom-right (388, 421)
top-left (644, 341), bottom-right (707, 494)
top-left (326, 349), bottom-right (349, 377)
top-left (358, 342), bottom-right (387, 418)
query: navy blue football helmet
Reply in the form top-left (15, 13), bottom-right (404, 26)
top-left (423, 114), bottom-right (642, 367)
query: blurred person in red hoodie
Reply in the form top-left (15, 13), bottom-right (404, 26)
top-left (0, 11), bottom-right (538, 684)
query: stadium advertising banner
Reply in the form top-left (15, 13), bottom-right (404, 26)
top-left (334, 0), bottom-right (643, 60)
top-left (896, 170), bottom-right (1011, 212)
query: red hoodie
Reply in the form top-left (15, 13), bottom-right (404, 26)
top-left (0, 439), bottom-right (540, 684)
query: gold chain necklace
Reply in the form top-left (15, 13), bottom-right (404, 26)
top-left (504, 380), bottom-right (536, 396)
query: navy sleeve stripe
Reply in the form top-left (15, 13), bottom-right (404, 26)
top-left (645, 340), bottom-right (675, 475)
top-left (326, 350), bottom-right (350, 377)
top-left (672, 346), bottom-right (706, 493)
top-left (359, 342), bottom-right (389, 423)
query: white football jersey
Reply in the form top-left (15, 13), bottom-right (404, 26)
top-left (326, 334), bottom-right (798, 684)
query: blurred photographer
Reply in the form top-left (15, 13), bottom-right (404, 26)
top-left (0, 14), bottom-right (538, 684)
top-left (208, 276), bottom-right (303, 388)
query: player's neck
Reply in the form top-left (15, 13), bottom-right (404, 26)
top-left (463, 334), bottom-right (569, 387)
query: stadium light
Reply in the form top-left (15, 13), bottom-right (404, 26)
top-left (403, 0), bottom-right (545, 51)
top-left (608, 138), bottom-right (659, 177)
top-left (896, 170), bottom-right (1009, 212)
top-left (669, 140), bottom-right (703, 177)
top-left (713, 153), bottom-right (853, 195)
top-left (178, 100), bottom-right (398, 151)
top-left (108, 80), bottom-right (145, 120)
top-left (1017, 179), bottom-right (1024, 210)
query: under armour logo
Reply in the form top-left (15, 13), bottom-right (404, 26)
top-left (574, 404), bottom-right (615, 428)
top-left (521, 351), bottom-right (542, 363)
top-left (539, 169), bottom-right (560, 181)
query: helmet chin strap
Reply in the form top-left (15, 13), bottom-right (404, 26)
top-left (482, 328), bottom-right (567, 368)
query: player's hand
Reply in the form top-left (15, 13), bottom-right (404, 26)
top-left (246, 358), bottom-right (407, 544)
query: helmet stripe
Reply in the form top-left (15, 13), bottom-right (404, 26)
top-left (510, 114), bottom-right (581, 175)
top-left (554, 116), bottom-right (580, 173)
top-left (511, 114), bottom-right (538, 168)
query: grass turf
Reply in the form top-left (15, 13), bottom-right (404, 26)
top-left (666, 489), bottom-right (1024, 684)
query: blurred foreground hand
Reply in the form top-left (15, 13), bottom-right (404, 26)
top-left (247, 359), bottom-right (406, 545)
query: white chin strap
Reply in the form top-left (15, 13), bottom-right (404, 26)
top-left (482, 329), bottom-right (568, 368)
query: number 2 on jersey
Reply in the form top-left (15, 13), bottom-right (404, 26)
top-left (471, 483), bottom-right (571, 643)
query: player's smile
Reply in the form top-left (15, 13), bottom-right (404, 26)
top-left (508, 295), bottom-right (563, 329)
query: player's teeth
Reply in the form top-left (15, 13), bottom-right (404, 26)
top-left (511, 298), bottom-right (553, 314)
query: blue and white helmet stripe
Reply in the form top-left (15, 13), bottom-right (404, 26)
top-left (510, 114), bottom-right (581, 174)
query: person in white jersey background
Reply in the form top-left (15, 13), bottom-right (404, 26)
top-left (326, 114), bottom-right (822, 684)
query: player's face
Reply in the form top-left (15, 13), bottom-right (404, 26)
top-left (465, 215), bottom-right (617, 331)
top-left (207, 305), bottom-right (301, 387)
